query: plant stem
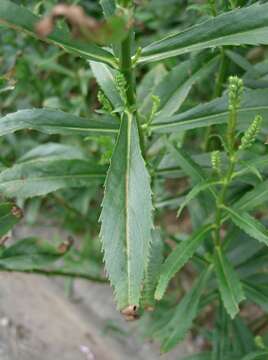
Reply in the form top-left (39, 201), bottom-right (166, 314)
top-left (119, 24), bottom-right (146, 155)
top-left (120, 32), bottom-right (135, 107)
top-left (214, 156), bottom-right (236, 246)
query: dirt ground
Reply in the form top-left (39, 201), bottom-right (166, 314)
top-left (0, 224), bottom-right (194, 360)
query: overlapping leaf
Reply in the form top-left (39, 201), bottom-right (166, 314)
top-left (155, 268), bottom-right (211, 352)
top-left (214, 246), bottom-right (245, 319)
top-left (0, 159), bottom-right (106, 198)
top-left (140, 4), bottom-right (268, 63)
top-left (151, 89), bottom-right (268, 134)
top-left (100, 114), bottom-right (153, 310)
top-left (0, 109), bottom-right (118, 137)
top-left (223, 206), bottom-right (268, 246)
top-left (155, 224), bottom-right (212, 300)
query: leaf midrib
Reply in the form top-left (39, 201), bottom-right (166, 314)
top-left (152, 105), bottom-right (268, 131)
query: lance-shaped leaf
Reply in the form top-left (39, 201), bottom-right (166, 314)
top-left (178, 181), bottom-right (221, 218)
top-left (223, 206), bottom-right (268, 246)
top-left (0, 109), bottom-right (118, 137)
top-left (244, 282), bottom-right (268, 312)
top-left (90, 61), bottom-right (123, 109)
top-left (214, 246), bottom-right (245, 319)
top-left (142, 229), bottom-right (164, 310)
top-left (153, 53), bottom-right (219, 119)
top-left (0, 237), bottom-right (66, 270)
top-left (0, 159), bottom-right (106, 198)
top-left (151, 89), bottom-right (268, 134)
top-left (140, 3), bottom-right (268, 63)
top-left (233, 179), bottom-right (268, 212)
top-left (241, 351), bottom-right (268, 360)
top-left (155, 224), bottom-right (212, 300)
top-left (0, 0), bottom-right (117, 67)
top-left (155, 268), bottom-right (211, 352)
top-left (0, 203), bottom-right (22, 238)
top-left (100, 114), bottom-right (153, 311)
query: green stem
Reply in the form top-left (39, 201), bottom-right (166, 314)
top-left (214, 156), bottom-right (236, 246)
top-left (120, 32), bottom-right (135, 107)
top-left (119, 27), bottom-right (146, 155)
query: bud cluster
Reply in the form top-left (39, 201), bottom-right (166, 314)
top-left (228, 76), bottom-right (243, 111)
top-left (97, 91), bottom-right (113, 113)
top-left (115, 72), bottom-right (127, 104)
top-left (211, 150), bottom-right (222, 175)
top-left (239, 115), bottom-right (263, 150)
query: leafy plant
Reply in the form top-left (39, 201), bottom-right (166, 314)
top-left (1, 0), bottom-right (268, 357)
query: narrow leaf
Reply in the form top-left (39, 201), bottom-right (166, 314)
top-left (154, 53), bottom-right (219, 118)
top-left (244, 282), bottom-right (268, 312)
top-left (214, 246), bottom-right (245, 319)
top-left (0, 159), bottom-right (105, 198)
top-left (234, 179), bottom-right (268, 212)
top-left (241, 351), bottom-right (268, 360)
top-left (151, 89), bottom-right (268, 134)
top-left (155, 224), bottom-right (212, 300)
top-left (100, 114), bottom-right (153, 310)
top-left (140, 4), bottom-right (268, 63)
top-left (157, 268), bottom-right (211, 352)
top-left (0, 109), bottom-right (118, 137)
top-left (178, 181), bottom-right (221, 218)
top-left (223, 206), bottom-right (268, 246)
top-left (90, 61), bottom-right (123, 109)
top-left (142, 229), bottom-right (164, 310)
top-left (0, 0), bottom-right (117, 67)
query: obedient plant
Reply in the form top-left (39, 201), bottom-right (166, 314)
top-left (1, 0), bottom-right (268, 357)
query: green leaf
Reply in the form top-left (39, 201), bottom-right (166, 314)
top-left (166, 143), bottom-right (206, 184)
top-left (90, 61), bottom-right (123, 109)
top-left (18, 143), bottom-right (85, 163)
top-left (157, 268), bottom-right (211, 352)
top-left (178, 181), bottom-right (221, 218)
top-left (0, 159), bottom-right (106, 198)
top-left (234, 180), bottom-right (268, 212)
top-left (153, 53), bottom-right (219, 119)
top-left (0, 0), bottom-right (117, 67)
top-left (100, 114), bottom-right (153, 310)
top-left (0, 237), bottom-right (65, 270)
top-left (137, 64), bottom-right (167, 118)
top-left (244, 282), bottom-right (268, 312)
top-left (100, 0), bottom-right (116, 18)
top-left (0, 203), bottom-right (22, 238)
top-left (0, 109), bottom-right (118, 137)
top-left (214, 246), bottom-right (245, 319)
top-left (142, 229), bottom-right (164, 310)
top-left (140, 4), bottom-right (268, 63)
top-left (223, 206), bottom-right (268, 246)
top-left (151, 89), bottom-right (268, 134)
top-left (241, 351), bottom-right (268, 360)
top-left (155, 224), bottom-right (212, 300)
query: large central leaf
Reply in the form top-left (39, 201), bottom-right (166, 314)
top-left (100, 114), bottom-right (153, 311)
top-left (140, 3), bottom-right (268, 63)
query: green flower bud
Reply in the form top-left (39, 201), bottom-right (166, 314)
top-left (239, 115), bottom-right (262, 150)
top-left (97, 90), bottom-right (113, 113)
top-left (211, 150), bottom-right (222, 175)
